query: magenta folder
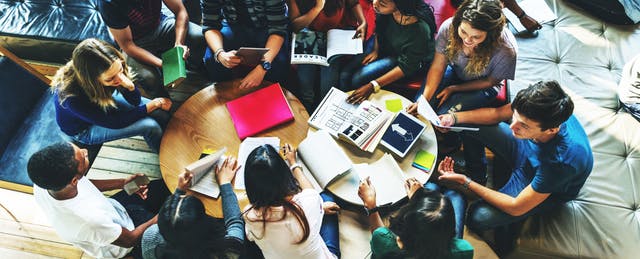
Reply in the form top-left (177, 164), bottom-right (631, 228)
top-left (226, 83), bottom-right (294, 139)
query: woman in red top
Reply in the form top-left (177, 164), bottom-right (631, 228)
top-left (288, 0), bottom-right (367, 112)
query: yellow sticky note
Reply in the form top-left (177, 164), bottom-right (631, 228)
top-left (385, 99), bottom-right (403, 112)
top-left (413, 150), bottom-right (436, 169)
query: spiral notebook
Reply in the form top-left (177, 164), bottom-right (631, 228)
top-left (226, 83), bottom-right (294, 139)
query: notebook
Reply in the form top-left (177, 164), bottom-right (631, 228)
top-left (161, 46), bottom-right (186, 87)
top-left (226, 83), bottom-right (294, 139)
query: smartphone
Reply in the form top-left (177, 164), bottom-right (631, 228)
top-left (124, 175), bottom-right (151, 195)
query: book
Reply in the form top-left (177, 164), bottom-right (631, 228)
top-left (184, 147), bottom-right (227, 198)
top-left (415, 96), bottom-right (479, 132)
top-left (297, 131), bottom-right (407, 206)
top-left (291, 28), bottom-right (363, 66)
top-left (161, 46), bottom-right (186, 87)
top-left (308, 87), bottom-right (393, 152)
top-left (226, 83), bottom-right (295, 140)
top-left (236, 47), bottom-right (269, 66)
top-left (381, 110), bottom-right (427, 158)
top-left (234, 137), bottom-right (281, 190)
top-left (503, 0), bottom-right (557, 34)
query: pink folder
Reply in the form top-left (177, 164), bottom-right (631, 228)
top-left (226, 83), bottom-right (295, 139)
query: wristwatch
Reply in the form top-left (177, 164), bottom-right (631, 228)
top-left (260, 61), bottom-right (272, 71)
top-left (364, 206), bottom-right (380, 216)
top-left (370, 80), bottom-right (381, 93)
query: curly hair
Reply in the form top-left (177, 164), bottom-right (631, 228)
top-left (27, 142), bottom-right (79, 191)
top-left (445, 0), bottom-right (506, 76)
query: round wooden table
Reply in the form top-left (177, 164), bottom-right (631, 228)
top-left (317, 90), bottom-right (438, 206)
top-left (159, 80), bottom-right (309, 217)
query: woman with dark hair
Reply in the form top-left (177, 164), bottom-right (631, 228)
top-left (288, 0), bottom-right (367, 111)
top-left (141, 157), bottom-right (245, 259)
top-left (243, 144), bottom-right (341, 258)
top-left (51, 38), bottom-right (171, 152)
top-left (358, 177), bottom-right (473, 259)
top-left (411, 0), bottom-right (516, 115)
top-left (340, 0), bottom-right (437, 103)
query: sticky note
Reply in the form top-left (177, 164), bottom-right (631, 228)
top-left (413, 150), bottom-right (436, 169)
top-left (385, 99), bottom-right (403, 112)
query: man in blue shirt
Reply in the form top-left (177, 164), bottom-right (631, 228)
top-left (434, 80), bottom-right (593, 254)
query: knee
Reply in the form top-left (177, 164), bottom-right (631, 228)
top-left (140, 117), bottom-right (163, 135)
top-left (466, 202), bottom-right (497, 233)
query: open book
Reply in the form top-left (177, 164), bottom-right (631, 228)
top-left (184, 147), bottom-right (227, 198)
top-left (416, 96), bottom-right (479, 132)
top-left (291, 29), bottom-right (363, 66)
top-left (298, 131), bottom-right (408, 206)
top-left (309, 87), bottom-right (393, 152)
top-left (503, 0), bottom-right (557, 34)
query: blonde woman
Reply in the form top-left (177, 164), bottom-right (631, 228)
top-left (52, 38), bottom-right (171, 152)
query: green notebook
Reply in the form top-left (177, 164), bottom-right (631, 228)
top-left (161, 47), bottom-right (186, 87)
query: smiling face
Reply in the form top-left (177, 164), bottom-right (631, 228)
top-left (97, 60), bottom-right (125, 87)
top-left (457, 21), bottom-right (488, 49)
top-left (373, 0), bottom-right (397, 15)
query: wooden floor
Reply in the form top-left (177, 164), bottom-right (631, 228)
top-left (0, 65), bottom-right (497, 258)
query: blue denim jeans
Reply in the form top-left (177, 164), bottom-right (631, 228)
top-left (71, 93), bottom-right (165, 153)
top-left (462, 123), bottom-right (563, 232)
top-left (339, 56), bottom-right (398, 91)
top-left (203, 21), bottom-right (289, 85)
top-left (320, 192), bottom-right (341, 258)
top-left (423, 182), bottom-right (466, 239)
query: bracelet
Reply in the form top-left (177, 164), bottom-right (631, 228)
top-left (451, 112), bottom-right (458, 125)
top-left (517, 10), bottom-right (527, 19)
top-left (364, 206), bottom-right (380, 216)
top-left (370, 80), bottom-right (381, 93)
top-left (213, 48), bottom-right (224, 63)
top-left (462, 177), bottom-right (472, 189)
top-left (289, 163), bottom-right (303, 172)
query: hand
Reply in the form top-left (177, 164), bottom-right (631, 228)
top-left (281, 143), bottom-right (297, 165)
top-left (117, 72), bottom-right (135, 91)
top-left (435, 114), bottom-right (454, 133)
top-left (322, 201), bottom-right (341, 215)
top-left (406, 102), bottom-right (418, 116)
top-left (353, 22), bottom-right (367, 39)
top-left (436, 86), bottom-right (456, 108)
top-left (219, 50), bottom-right (242, 69)
top-left (176, 44), bottom-right (191, 60)
top-left (519, 14), bottom-right (542, 33)
top-left (404, 177), bottom-right (423, 199)
top-left (358, 177), bottom-right (377, 209)
top-left (437, 156), bottom-right (466, 185)
top-left (346, 83), bottom-right (374, 104)
top-left (239, 66), bottom-right (267, 89)
top-left (215, 156), bottom-right (241, 185)
top-left (177, 171), bottom-right (193, 191)
top-left (124, 173), bottom-right (149, 200)
top-left (361, 51), bottom-right (378, 65)
top-left (157, 97), bottom-right (172, 111)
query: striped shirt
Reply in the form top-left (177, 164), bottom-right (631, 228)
top-left (100, 0), bottom-right (162, 39)
top-left (202, 0), bottom-right (288, 37)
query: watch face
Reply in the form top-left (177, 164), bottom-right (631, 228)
top-left (262, 61), bottom-right (272, 71)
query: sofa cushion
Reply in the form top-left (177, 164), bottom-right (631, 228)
top-left (508, 0), bottom-right (640, 258)
top-left (0, 56), bottom-right (48, 155)
top-left (0, 90), bottom-right (69, 186)
top-left (0, 0), bottom-right (114, 63)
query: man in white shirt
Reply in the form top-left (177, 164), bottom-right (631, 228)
top-left (27, 142), bottom-right (169, 259)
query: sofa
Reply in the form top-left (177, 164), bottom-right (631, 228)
top-left (0, 0), bottom-right (113, 64)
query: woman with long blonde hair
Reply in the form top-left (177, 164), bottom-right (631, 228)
top-left (52, 38), bottom-right (171, 152)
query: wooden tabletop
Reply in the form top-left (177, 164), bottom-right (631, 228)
top-left (159, 79), bottom-right (309, 218)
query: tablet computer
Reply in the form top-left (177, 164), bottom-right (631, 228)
top-left (380, 110), bottom-right (426, 158)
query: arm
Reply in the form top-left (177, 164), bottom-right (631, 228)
top-left (112, 215), bottom-right (158, 248)
top-left (435, 76), bottom-right (501, 107)
top-left (64, 96), bottom-right (164, 129)
top-left (163, 0), bottom-right (190, 58)
top-left (214, 157), bottom-right (245, 242)
top-left (422, 52), bottom-right (447, 101)
top-left (287, 0), bottom-right (324, 32)
top-left (118, 86), bottom-right (142, 106)
top-left (358, 177), bottom-right (384, 233)
top-left (442, 103), bottom-right (513, 126)
top-left (346, 66), bottom-right (405, 103)
top-left (109, 27), bottom-right (162, 67)
top-left (282, 143), bottom-right (315, 190)
top-left (438, 157), bottom-right (549, 216)
top-left (90, 178), bottom-right (126, 192)
top-left (349, 0), bottom-right (367, 38)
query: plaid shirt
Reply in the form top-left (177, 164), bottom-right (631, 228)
top-left (202, 0), bottom-right (288, 37)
